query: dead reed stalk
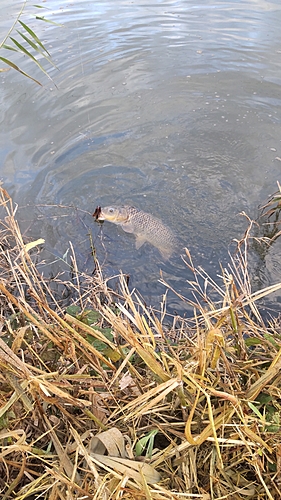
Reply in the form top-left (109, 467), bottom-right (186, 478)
top-left (0, 186), bottom-right (281, 499)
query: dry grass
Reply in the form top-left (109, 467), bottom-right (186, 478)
top-left (1, 185), bottom-right (281, 499)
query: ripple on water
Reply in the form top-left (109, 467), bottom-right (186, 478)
top-left (1, 0), bottom-right (281, 312)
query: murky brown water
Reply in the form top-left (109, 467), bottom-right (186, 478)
top-left (1, 0), bottom-right (281, 315)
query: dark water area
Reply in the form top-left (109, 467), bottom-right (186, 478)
top-left (1, 0), bottom-right (281, 316)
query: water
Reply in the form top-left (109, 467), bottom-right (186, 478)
top-left (1, 0), bottom-right (281, 315)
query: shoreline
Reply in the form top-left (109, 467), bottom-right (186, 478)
top-left (0, 185), bottom-right (281, 499)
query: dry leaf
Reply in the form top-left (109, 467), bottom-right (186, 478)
top-left (24, 238), bottom-right (45, 252)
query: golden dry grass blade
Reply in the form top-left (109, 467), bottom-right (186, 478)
top-left (1, 185), bottom-right (281, 498)
top-left (34, 300), bottom-right (116, 371)
top-left (102, 304), bottom-right (171, 382)
top-left (245, 356), bottom-right (281, 401)
top-left (0, 379), bottom-right (31, 418)
top-left (0, 282), bottom-right (64, 348)
top-left (64, 312), bottom-right (116, 350)
top-left (0, 337), bottom-right (32, 377)
top-left (112, 378), bottom-right (181, 422)
top-left (42, 413), bottom-right (81, 484)
top-left (241, 425), bottom-right (272, 453)
top-left (4, 373), bottom-right (33, 412)
top-left (90, 454), bottom-right (161, 484)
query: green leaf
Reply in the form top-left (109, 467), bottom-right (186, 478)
top-left (9, 36), bottom-right (52, 78)
top-left (0, 3), bottom-right (58, 84)
top-left (87, 336), bottom-right (107, 351)
top-left (86, 336), bottom-right (121, 362)
top-left (103, 347), bottom-right (121, 362)
top-left (92, 327), bottom-right (113, 340)
top-left (255, 393), bottom-right (272, 405)
top-left (0, 57), bottom-right (42, 85)
top-left (16, 30), bottom-right (46, 57)
top-left (2, 44), bottom-right (18, 52)
top-left (87, 328), bottom-right (113, 347)
top-left (266, 425), bottom-right (280, 432)
top-left (35, 16), bottom-right (63, 27)
top-left (66, 305), bottom-right (81, 317)
top-left (83, 309), bottom-right (102, 324)
top-left (248, 402), bottom-right (264, 421)
top-left (264, 333), bottom-right (280, 348)
top-left (135, 430), bottom-right (158, 458)
top-left (261, 404), bottom-right (281, 433)
top-left (9, 36), bottom-right (37, 61)
top-left (244, 337), bottom-right (261, 346)
top-left (18, 20), bottom-right (51, 56)
top-left (16, 30), bottom-right (42, 56)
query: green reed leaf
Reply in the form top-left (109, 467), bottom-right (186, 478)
top-left (9, 36), bottom-right (37, 61)
top-left (2, 44), bottom-right (18, 52)
top-left (9, 36), bottom-right (53, 81)
top-left (18, 20), bottom-right (51, 55)
top-left (16, 30), bottom-right (56, 67)
top-left (35, 16), bottom-right (63, 27)
top-left (0, 56), bottom-right (42, 85)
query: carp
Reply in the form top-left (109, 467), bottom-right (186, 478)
top-left (97, 205), bottom-right (178, 260)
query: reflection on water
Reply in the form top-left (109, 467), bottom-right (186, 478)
top-left (1, 0), bottom-right (281, 314)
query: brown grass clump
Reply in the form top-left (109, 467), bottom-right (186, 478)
top-left (1, 185), bottom-right (281, 499)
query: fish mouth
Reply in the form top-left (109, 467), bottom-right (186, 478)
top-left (93, 206), bottom-right (104, 221)
top-left (98, 209), bottom-right (107, 221)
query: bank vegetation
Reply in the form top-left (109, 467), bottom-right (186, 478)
top-left (0, 185), bottom-right (281, 499)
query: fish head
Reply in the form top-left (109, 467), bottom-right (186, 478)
top-left (98, 205), bottom-right (129, 224)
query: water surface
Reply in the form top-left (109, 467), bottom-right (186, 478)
top-left (1, 0), bottom-right (281, 315)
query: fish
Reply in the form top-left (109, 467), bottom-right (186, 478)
top-left (97, 205), bottom-right (178, 259)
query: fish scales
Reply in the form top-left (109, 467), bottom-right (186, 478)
top-left (98, 205), bottom-right (178, 259)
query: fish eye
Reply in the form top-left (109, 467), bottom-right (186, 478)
top-left (109, 208), bottom-right (114, 213)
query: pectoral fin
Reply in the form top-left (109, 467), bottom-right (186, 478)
top-left (121, 221), bottom-right (135, 234)
top-left (135, 235), bottom-right (146, 250)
